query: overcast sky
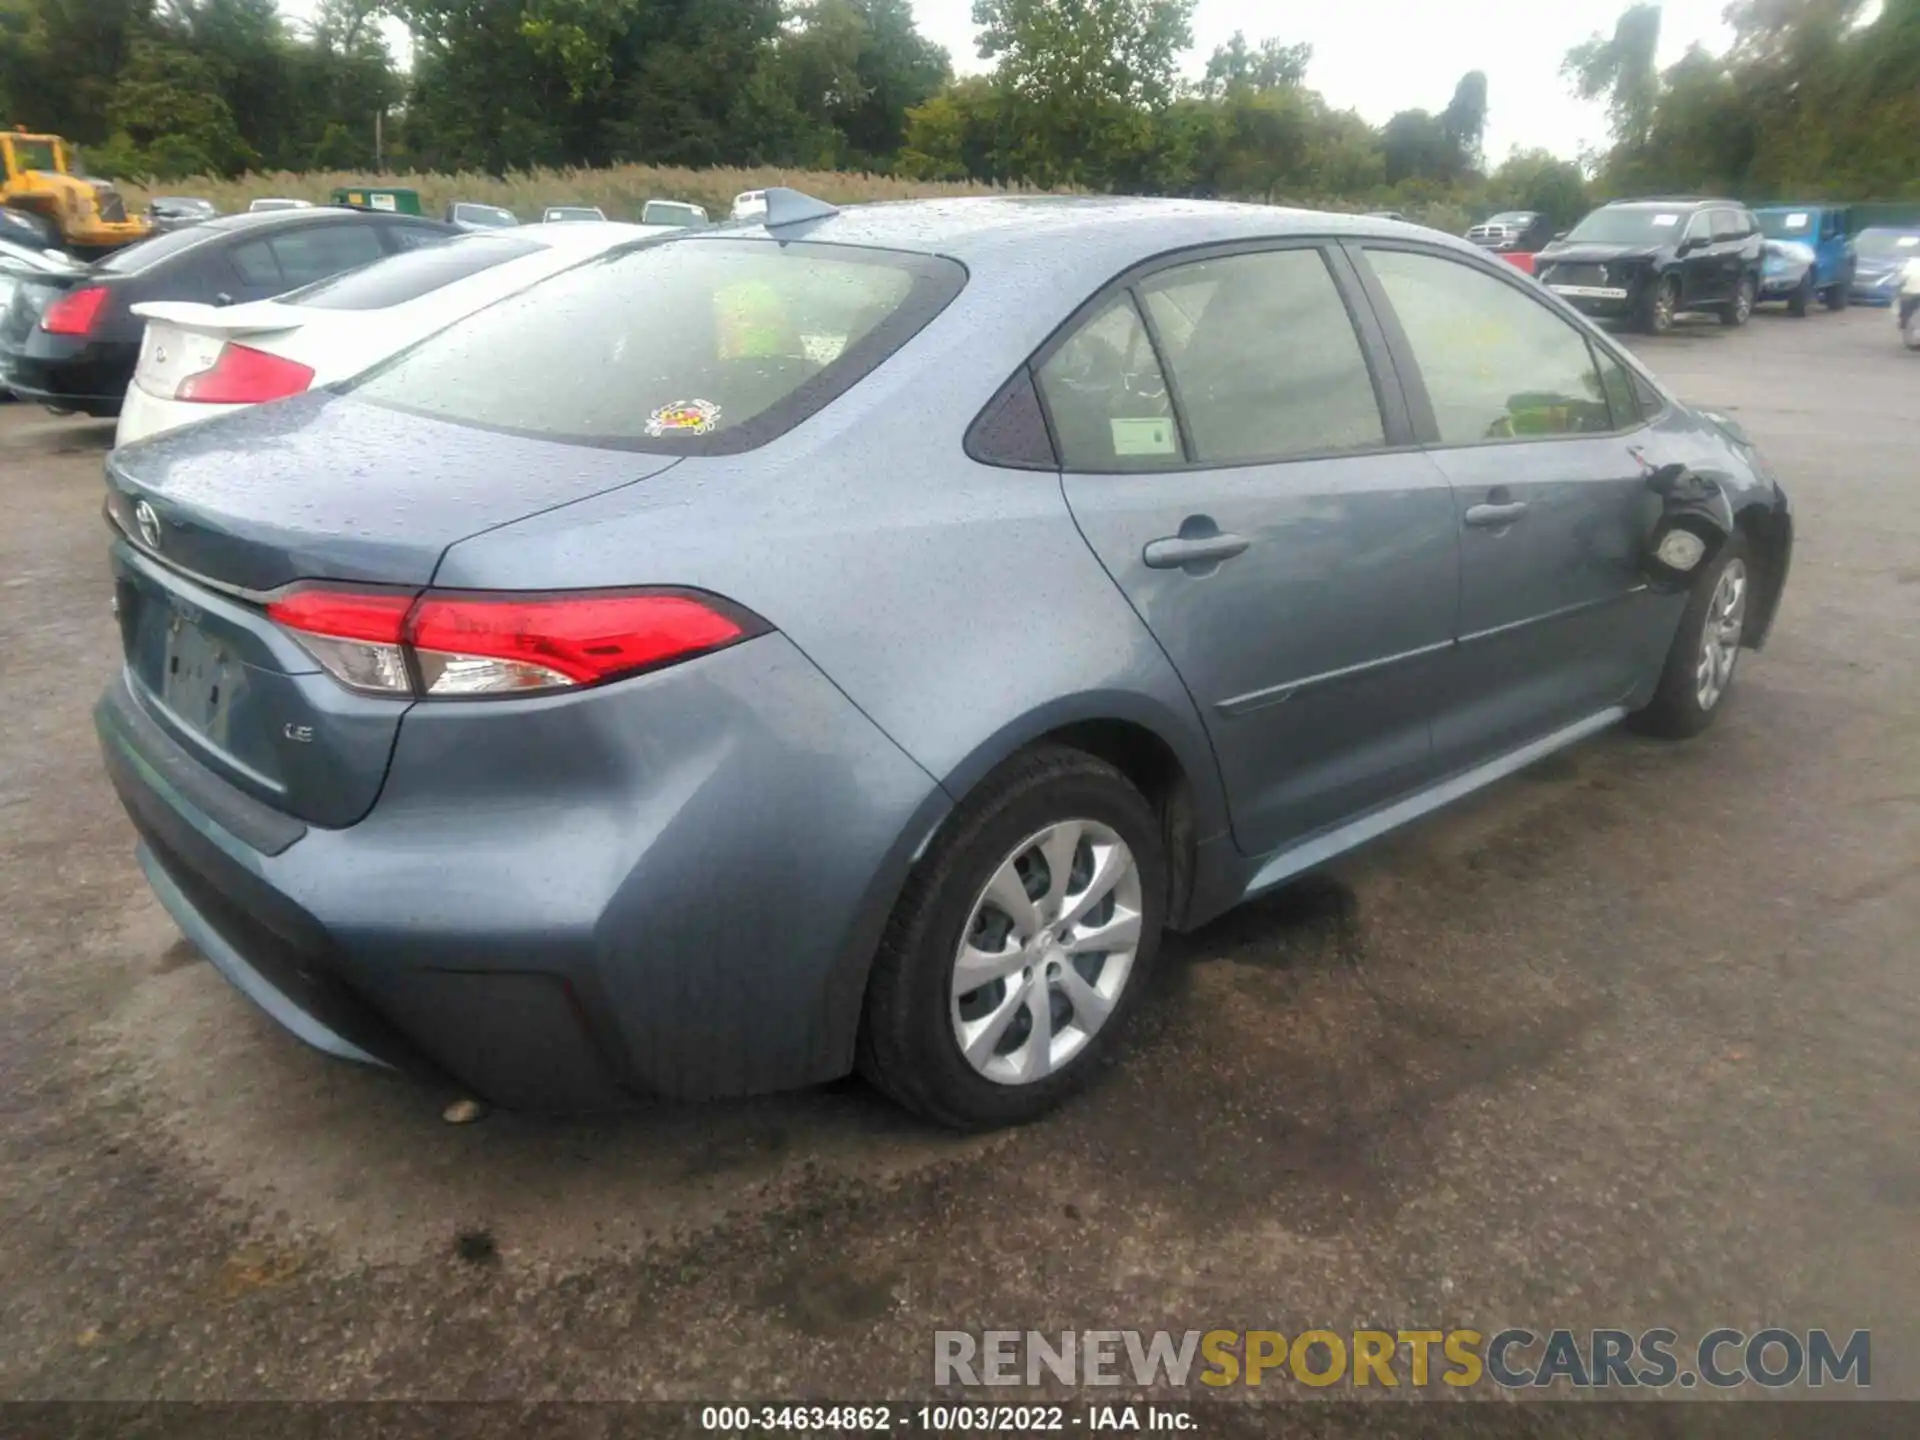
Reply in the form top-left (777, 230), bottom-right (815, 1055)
top-left (283, 0), bottom-right (1741, 164)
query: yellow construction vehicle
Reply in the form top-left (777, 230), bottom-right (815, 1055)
top-left (2, 128), bottom-right (150, 257)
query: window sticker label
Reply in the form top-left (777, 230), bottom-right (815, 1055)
top-left (1898, 236), bottom-right (1919, 248)
top-left (1111, 418), bottom-right (1178, 456)
top-left (1651, 213), bottom-right (1679, 227)
top-left (645, 399), bottom-right (722, 437)
top-left (1784, 212), bottom-right (1809, 229)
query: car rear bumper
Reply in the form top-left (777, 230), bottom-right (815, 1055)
top-left (0, 337), bottom-right (134, 415)
top-left (115, 382), bottom-right (242, 446)
top-left (96, 634), bottom-right (949, 1109)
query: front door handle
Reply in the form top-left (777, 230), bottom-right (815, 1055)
top-left (1464, 501), bottom-right (1529, 528)
top-left (1143, 533), bottom-right (1251, 569)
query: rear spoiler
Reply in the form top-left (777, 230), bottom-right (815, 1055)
top-left (130, 300), bottom-right (305, 336)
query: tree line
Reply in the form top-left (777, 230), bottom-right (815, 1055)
top-left (0, 0), bottom-right (1913, 214)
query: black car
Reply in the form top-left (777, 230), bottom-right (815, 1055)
top-left (0, 207), bottom-right (457, 417)
top-left (1536, 197), bottom-right (1765, 334)
top-left (1466, 210), bottom-right (1556, 253)
top-left (146, 196), bottom-right (220, 235)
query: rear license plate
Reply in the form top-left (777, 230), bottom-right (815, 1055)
top-left (160, 607), bottom-right (238, 739)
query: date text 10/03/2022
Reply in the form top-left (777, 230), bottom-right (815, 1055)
top-left (699, 1406), bottom-right (1193, 1431)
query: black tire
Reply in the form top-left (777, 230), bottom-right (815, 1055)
top-left (1719, 275), bottom-right (1756, 327)
top-left (1787, 271), bottom-right (1812, 317)
top-left (1823, 274), bottom-right (1850, 310)
top-left (858, 745), bottom-right (1167, 1130)
top-left (1630, 532), bottom-right (1754, 740)
top-left (1637, 275), bottom-right (1679, 335)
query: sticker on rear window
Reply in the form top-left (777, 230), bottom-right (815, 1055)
top-left (1899, 236), bottom-right (1919, 248)
top-left (1784, 212), bottom-right (1809, 229)
top-left (1111, 417), bottom-right (1178, 457)
top-left (1651, 213), bottom-right (1679, 227)
top-left (645, 399), bottom-right (722, 437)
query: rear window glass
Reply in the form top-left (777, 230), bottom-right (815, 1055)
top-left (282, 235), bottom-right (542, 310)
top-left (350, 239), bottom-right (965, 454)
top-left (92, 227), bottom-right (216, 274)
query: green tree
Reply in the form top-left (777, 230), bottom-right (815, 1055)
top-left (104, 36), bottom-right (255, 174)
top-left (1563, 4), bottom-right (1662, 155)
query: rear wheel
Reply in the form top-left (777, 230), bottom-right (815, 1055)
top-left (1638, 275), bottom-right (1679, 335)
top-left (1630, 533), bottom-right (1753, 740)
top-left (858, 745), bottom-right (1166, 1130)
top-left (1824, 272), bottom-right (1851, 310)
top-left (1720, 275), bottom-right (1756, 327)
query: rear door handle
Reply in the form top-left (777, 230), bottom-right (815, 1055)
top-left (1464, 501), bottom-right (1529, 528)
top-left (1143, 534), bottom-right (1251, 569)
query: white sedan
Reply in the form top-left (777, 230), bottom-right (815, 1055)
top-left (116, 222), bottom-right (675, 446)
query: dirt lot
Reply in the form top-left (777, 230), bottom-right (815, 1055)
top-left (2, 307), bottom-right (1917, 1416)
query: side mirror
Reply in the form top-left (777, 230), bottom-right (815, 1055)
top-left (1641, 462), bottom-right (1733, 590)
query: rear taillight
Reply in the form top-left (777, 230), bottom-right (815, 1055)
top-left (40, 285), bottom-right (109, 336)
top-left (176, 343), bottom-right (316, 404)
top-left (266, 586), bottom-right (765, 699)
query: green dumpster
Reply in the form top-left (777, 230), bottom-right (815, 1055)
top-left (329, 185), bottom-right (423, 216)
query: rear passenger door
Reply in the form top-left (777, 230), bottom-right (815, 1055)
top-left (1711, 208), bottom-right (1751, 300)
top-left (1047, 242), bottom-right (1462, 859)
top-left (1350, 244), bottom-right (1671, 770)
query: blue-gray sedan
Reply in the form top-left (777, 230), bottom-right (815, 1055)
top-left (95, 194), bottom-right (1793, 1129)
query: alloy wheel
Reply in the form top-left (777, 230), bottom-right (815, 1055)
top-left (1735, 278), bottom-right (1754, 324)
top-left (1653, 281), bottom-right (1676, 332)
top-left (950, 819), bottom-right (1144, 1086)
top-left (1695, 558), bottom-right (1748, 711)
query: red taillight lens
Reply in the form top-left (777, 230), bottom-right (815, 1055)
top-left (267, 586), bottom-right (764, 698)
top-left (40, 285), bottom-right (109, 336)
top-left (176, 343), bottom-right (316, 404)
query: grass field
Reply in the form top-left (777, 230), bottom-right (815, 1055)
top-left (119, 164), bottom-right (1025, 222)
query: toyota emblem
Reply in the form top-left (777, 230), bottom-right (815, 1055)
top-left (134, 500), bottom-right (162, 551)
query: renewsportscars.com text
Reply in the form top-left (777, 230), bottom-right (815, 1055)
top-left (933, 1327), bottom-right (1871, 1391)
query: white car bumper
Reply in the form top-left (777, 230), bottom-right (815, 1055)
top-left (114, 382), bottom-right (244, 448)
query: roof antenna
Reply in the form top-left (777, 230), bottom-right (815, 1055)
top-left (761, 187), bottom-right (840, 229)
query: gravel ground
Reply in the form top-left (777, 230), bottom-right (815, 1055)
top-left (1, 305), bottom-right (1916, 1424)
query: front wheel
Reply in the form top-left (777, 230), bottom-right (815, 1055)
top-left (1720, 275), bottom-right (1756, 327)
top-left (1824, 274), bottom-right (1851, 310)
top-left (858, 746), bottom-right (1167, 1130)
top-left (1638, 275), bottom-right (1679, 335)
top-left (1787, 271), bottom-right (1812, 317)
top-left (1630, 534), bottom-right (1753, 740)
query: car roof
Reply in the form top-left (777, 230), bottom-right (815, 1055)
top-left (681, 194), bottom-right (1481, 275)
top-left (515, 220), bottom-right (678, 248)
top-left (1602, 197), bottom-right (1738, 211)
top-left (198, 207), bottom-right (435, 235)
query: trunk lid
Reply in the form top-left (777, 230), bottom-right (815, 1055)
top-left (129, 299), bottom-right (308, 399)
top-left (106, 394), bottom-right (683, 827)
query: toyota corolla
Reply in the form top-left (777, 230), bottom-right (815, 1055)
top-left (96, 192), bottom-right (1792, 1129)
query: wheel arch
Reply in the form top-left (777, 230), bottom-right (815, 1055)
top-left (1735, 497), bottom-right (1792, 650)
top-left (928, 694), bottom-right (1230, 930)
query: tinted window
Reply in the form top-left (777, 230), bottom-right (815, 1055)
top-left (352, 239), bottom-right (963, 454)
top-left (1682, 211), bottom-right (1713, 244)
top-left (453, 204), bottom-right (517, 228)
top-left (1711, 209), bottom-right (1744, 241)
top-left (1854, 228), bottom-right (1920, 258)
top-left (1141, 249), bottom-right (1383, 463)
top-left (278, 235), bottom-right (542, 311)
top-left (92, 227), bottom-right (218, 274)
top-left (229, 237), bottom-right (282, 286)
top-left (1365, 249), bottom-right (1614, 445)
top-left (1036, 295), bottom-right (1177, 471)
top-left (267, 224), bottom-right (385, 285)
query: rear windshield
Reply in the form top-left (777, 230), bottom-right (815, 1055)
top-left (350, 238), bottom-right (965, 454)
top-left (454, 204), bottom-right (517, 227)
top-left (1854, 228), bottom-right (1920, 258)
top-left (281, 234), bottom-right (543, 310)
top-left (1564, 207), bottom-right (1690, 245)
top-left (91, 226), bottom-right (218, 274)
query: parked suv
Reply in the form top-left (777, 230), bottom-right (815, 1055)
top-left (1753, 204), bottom-right (1853, 314)
top-left (1537, 198), bottom-right (1764, 334)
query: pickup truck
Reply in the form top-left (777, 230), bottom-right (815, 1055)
top-left (1753, 205), bottom-right (1853, 314)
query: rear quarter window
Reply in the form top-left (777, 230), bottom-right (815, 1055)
top-left (349, 239), bottom-right (965, 454)
top-left (282, 235), bottom-right (543, 310)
